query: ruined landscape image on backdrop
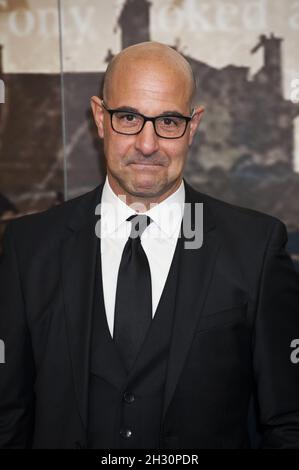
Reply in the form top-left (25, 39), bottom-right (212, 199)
top-left (0, 0), bottom-right (299, 267)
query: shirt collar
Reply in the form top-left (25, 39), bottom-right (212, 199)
top-left (100, 175), bottom-right (185, 238)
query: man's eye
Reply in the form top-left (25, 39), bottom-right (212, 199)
top-left (119, 113), bottom-right (137, 121)
top-left (161, 117), bottom-right (178, 126)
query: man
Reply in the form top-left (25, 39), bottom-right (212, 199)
top-left (0, 41), bottom-right (299, 449)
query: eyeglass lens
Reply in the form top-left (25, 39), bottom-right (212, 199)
top-left (112, 111), bottom-right (187, 137)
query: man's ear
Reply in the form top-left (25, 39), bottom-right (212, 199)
top-left (90, 96), bottom-right (104, 138)
top-left (188, 105), bottom-right (205, 146)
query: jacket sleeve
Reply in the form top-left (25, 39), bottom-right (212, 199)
top-left (253, 219), bottom-right (299, 448)
top-left (0, 221), bottom-right (35, 448)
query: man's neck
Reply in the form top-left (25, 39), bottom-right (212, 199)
top-left (107, 176), bottom-right (183, 213)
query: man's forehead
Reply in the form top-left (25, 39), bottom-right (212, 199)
top-left (109, 78), bottom-right (191, 114)
top-left (109, 61), bottom-right (191, 98)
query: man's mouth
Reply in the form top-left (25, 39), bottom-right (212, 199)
top-left (130, 162), bottom-right (162, 166)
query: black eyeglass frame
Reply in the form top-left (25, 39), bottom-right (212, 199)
top-left (101, 99), bottom-right (195, 139)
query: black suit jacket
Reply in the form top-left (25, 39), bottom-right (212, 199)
top-left (0, 179), bottom-right (299, 448)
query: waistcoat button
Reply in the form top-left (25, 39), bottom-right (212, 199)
top-left (120, 428), bottom-right (133, 439)
top-left (123, 391), bottom-right (135, 404)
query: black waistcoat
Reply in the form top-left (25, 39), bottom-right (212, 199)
top-left (87, 236), bottom-right (181, 449)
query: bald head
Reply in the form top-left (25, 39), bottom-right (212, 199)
top-left (102, 41), bottom-right (197, 108)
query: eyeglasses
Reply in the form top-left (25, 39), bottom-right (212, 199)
top-left (101, 100), bottom-right (195, 139)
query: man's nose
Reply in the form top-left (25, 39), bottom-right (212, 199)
top-left (134, 120), bottom-right (159, 155)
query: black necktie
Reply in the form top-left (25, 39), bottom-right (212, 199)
top-left (113, 214), bottom-right (152, 372)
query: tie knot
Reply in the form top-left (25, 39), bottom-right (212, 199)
top-left (127, 214), bottom-right (152, 239)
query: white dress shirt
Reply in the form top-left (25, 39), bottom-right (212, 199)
top-left (100, 176), bottom-right (185, 338)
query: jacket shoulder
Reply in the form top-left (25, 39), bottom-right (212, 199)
top-left (190, 186), bottom-right (286, 244)
top-left (5, 185), bottom-right (101, 245)
top-left (204, 191), bottom-right (283, 225)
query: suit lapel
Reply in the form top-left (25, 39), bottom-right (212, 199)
top-left (161, 180), bottom-right (220, 422)
top-left (61, 184), bottom-right (103, 429)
